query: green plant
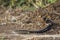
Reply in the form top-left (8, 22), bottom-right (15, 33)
top-left (48, 0), bottom-right (57, 3)
top-left (33, 0), bottom-right (57, 8)
top-left (0, 0), bottom-right (57, 11)
top-left (0, 36), bottom-right (5, 40)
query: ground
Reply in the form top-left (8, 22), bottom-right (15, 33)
top-left (0, 0), bottom-right (60, 40)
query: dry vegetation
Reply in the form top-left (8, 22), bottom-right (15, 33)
top-left (0, 0), bottom-right (60, 34)
top-left (0, 0), bottom-right (60, 40)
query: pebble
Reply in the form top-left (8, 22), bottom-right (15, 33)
top-left (0, 22), bottom-right (6, 26)
top-left (10, 16), bottom-right (17, 23)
